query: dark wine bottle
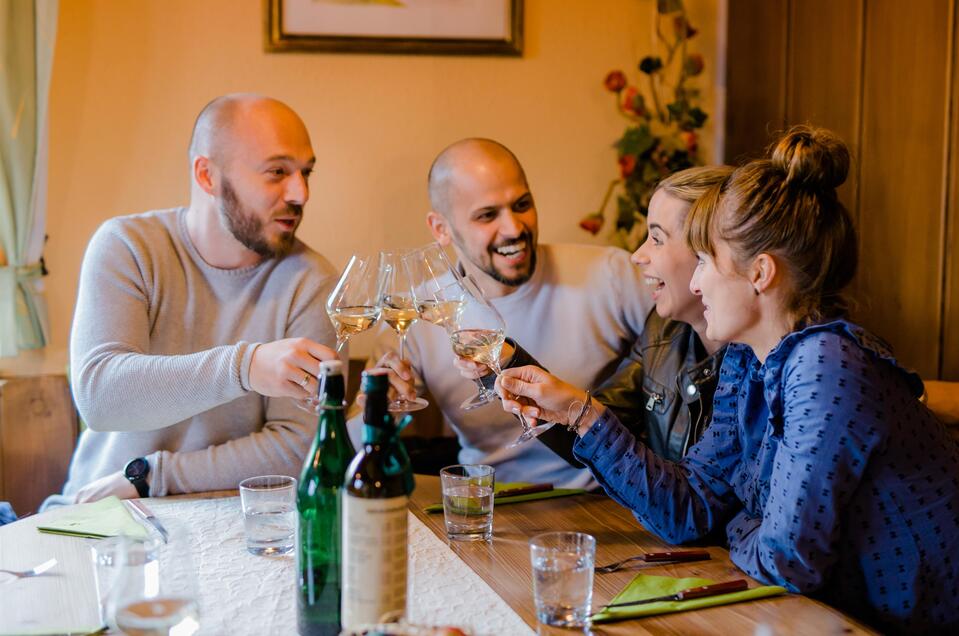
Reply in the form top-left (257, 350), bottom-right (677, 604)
top-left (296, 360), bottom-right (355, 636)
top-left (341, 370), bottom-right (415, 629)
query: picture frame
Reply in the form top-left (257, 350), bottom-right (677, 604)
top-left (265, 0), bottom-right (524, 57)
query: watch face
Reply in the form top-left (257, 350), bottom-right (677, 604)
top-left (125, 457), bottom-right (149, 480)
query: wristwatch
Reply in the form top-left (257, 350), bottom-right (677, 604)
top-left (123, 457), bottom-right (151, 498)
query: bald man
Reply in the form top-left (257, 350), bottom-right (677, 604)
top-left (49, 94), bottom-right (339, 506)
top-left (359, 139), bottom-right (653, 490)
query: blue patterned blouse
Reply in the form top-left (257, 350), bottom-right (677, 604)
top-left (573, 320), bottom-right (959, 633)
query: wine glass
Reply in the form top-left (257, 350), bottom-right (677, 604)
top-left (378, 249), bottom-right (429, 413)
top-left (403, 245), bottom-right (488, 410)
top-left (107, 525), bottom-right (201, 635)
top-left (447, 276), bottom-right (554, 448)
top-left (298, 254), bottom-right (381, 413)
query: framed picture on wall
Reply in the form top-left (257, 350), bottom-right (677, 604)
top-left (265, 0), bottom-right (523, 56)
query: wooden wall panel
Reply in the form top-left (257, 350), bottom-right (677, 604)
top-left (944, 0), bottom-right (959, 381)
top-left (785, 0), bottom-right (863, 222)
top-left (0, 376), bottom-right (78, 515)
top-left (856, 0), bottom-right (950, 377)
top-left (724, 0), bottom-right (788, 164)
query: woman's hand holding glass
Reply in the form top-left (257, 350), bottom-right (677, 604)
top-left (495, 366), bottom-right (603, 436)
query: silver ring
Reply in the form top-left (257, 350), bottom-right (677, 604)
top-left (299, 373), bottom-right (311, 388)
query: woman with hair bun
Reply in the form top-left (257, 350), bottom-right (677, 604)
top-left (498, 126), bottom-right (959, 632)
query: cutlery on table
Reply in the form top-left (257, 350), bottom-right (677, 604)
top-left (0, 558), bottom-right (58, 580)
top-left (124, 500), bottom-right (170, 543)
top-left (494, 484), bottom-right (554, 499)
top-left (593, 579), bottom-right (749, 614)
top-left (595, 549), bottom-right (711, 573)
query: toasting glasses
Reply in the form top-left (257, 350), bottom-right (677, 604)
top-left (378, 249), bottom-right (430, 413)
top-left (403, 245), bottom-right (487, 410)
top-left (404, 246), bottom-right (553, 447)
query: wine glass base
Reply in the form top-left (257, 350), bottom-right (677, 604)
top-left (294, 398), bottom-right (319, 414)
top-left (460, 392), bottom-right (497, 411)
top-left (389, 397), bottom-right (430, 413)
top-left (505, 422), bottom-right (555, 449)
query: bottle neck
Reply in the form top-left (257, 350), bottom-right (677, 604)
top-left (318, 373), bottom-right (346, 410)
top-left (362, 385), bottom-right (395, 445)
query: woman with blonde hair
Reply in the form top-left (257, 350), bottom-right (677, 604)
top-left (456, 165), bottom-right (732, 462)
top-left (499, 127), bottom-right (959, 632)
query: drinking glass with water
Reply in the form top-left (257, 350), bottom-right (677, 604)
top-left (239, 475), bottom-right (297, 556)
top-left (440, 464), bottom-right (495, 542)
top-left (529, 532), bottom-right (595, 628)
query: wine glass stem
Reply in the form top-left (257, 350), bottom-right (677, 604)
top-left (398, 333), bottom-right (406, 361)
top-left (489, 361), bottom-right (532, 433)
top-left (336, 338), bottom-right (347, 354)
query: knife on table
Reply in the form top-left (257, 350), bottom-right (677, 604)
top-left (494, 484), bottom-right (554, 498)
top-left (125, 499), bottom-right (170, 543)
top-left (595, 579), bottom-right (749, 612)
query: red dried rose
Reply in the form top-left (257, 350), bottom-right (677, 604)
top-left (680, 130), bottom-right (698, 153)
top-left (604, 70), bottom-right (627, 93)
top-left (579, 212), bottom-right (604, 235)
top-left (618, 154), bottom-right (637, 178)
top-left (684, 53), bottom-right (705, 77)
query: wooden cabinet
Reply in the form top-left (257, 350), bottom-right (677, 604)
top-left (725, 0), bottom-right (959, 380)
top-left (0, 375), bottom-right (77, 516)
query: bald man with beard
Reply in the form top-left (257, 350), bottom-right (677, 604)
top-left (48, 94), bottom-right (340, 506)
top-left (356, 139), bottom-right (653, 490)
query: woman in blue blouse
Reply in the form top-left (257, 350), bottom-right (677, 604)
top-left (497, 126), bottom-right (959, 633)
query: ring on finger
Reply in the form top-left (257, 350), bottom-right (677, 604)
top-left (299, 373), bottom-right (311, 388)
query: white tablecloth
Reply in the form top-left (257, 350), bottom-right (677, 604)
top-left (147, 496), bottom-right (533, 636)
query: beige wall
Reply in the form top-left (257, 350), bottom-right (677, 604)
top-left (5, 0), bottom-right (719, 371)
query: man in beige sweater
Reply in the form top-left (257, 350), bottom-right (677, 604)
top-left (50, 94), bottom-right (340, 506)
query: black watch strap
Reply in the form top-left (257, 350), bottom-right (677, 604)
top-left (124, 457), bottom-right (151, 498)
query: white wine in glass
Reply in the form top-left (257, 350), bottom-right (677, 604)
top-left (296, 255), bottom-right (381, 413)
top-left (379, 250), bottom-right (430, 413)
top-left (329, 304), bottom-right (380, 345)
top-left (417, 298), bottom-right (466, 329)
top-left (447, 276), bottom-right (554, 448)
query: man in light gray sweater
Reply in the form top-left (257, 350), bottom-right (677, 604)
top-left (361, 139), bottom-right (653, 489)
top-left (51, 94), bottom-right (340, 506)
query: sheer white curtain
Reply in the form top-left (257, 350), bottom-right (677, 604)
top-left (0, 1), bottom-right (58, 357)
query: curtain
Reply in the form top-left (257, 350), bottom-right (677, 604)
top-left (0, 0), bottom-right (58, 357)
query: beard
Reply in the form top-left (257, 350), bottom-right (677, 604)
top-left (454, 228), bottom-right (537, 287)
top-left (218, 178), bottom-right (299, 259)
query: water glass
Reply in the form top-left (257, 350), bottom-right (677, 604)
top-left (529, 532), bottom-right (596, 627)
top-left (91, 535), bottom-right (161, 629)
top-left (440, 464), bottom-right (495, 542)
top-left (239, 475), bottom-right (296, 556)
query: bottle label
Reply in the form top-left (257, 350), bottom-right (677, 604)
top-left (341, 494), bottom-right (408, 627)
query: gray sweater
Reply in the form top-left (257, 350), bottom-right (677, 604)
top-left (61, 208), bottom-right (338, 498)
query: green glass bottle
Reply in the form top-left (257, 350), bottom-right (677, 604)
top-left (296, 360), bottom-right (355, 636)
top-left (341, 370), bottom-right (415, 630)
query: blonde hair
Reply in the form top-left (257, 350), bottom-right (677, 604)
top-left (654, 165), bottom-right (735, 206)
top-left (686, 125), bottom-right (857, 325)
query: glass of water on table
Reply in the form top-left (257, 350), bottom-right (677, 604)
top-left (439, 464), bottom-right (495, 542)
top-left (239, 475), bottom-right (296, 556)
top-left (529, 531), bottom-right (596, 628)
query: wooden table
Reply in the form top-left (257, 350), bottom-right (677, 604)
top-left (0, 478), bottom-right (876, 635)
top-left (410, 475), bottom-right (876, 635)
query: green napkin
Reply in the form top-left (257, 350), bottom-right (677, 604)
top-left (36, 496), bottom-right (149, 539)
top-left (591, 573), bottom-right (787, 622)
top-left (425, 481), bottom-right (586, 513)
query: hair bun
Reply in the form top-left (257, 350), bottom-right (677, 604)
top-left (771, 125), bottom-right (850, 190)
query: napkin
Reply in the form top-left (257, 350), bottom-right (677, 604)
top-left (425, 481), bottom-right (586, 513)
top-left (36, 496), bottom-right (149, 539)
top-left (591, 573), bottom-right (787, 622)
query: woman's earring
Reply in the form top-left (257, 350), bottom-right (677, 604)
top-left (753, 287), bottom-right (760, 296)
